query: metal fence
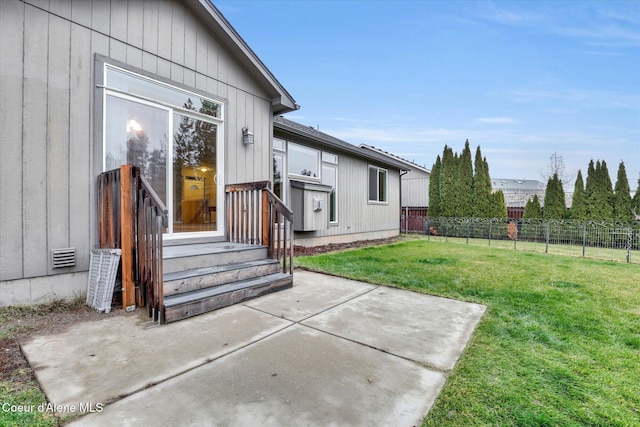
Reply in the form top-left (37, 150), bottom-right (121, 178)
top-left (415, 217), bottom-right (640, 264)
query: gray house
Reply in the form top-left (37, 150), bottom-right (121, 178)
top-left (273, 117), bottom-right (407, 247)
top-left (359, 145), bottom-right (430, 209)
top-left (360, 144), bottom-right (430, 232)
top-left (0, 0), bottom-right (298, 321)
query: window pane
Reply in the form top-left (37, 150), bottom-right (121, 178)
top-left (106, 66), bottom-right (221, 118)
top-left (322, 164), bottom-right (337, 222)
top-left (322, 152), bottom-right (337, 164)
top-left (378, 169), bottom-right (387, 202)
top-left (105, 94), bottom-right (169, 203)
top-left (273, 154), bottom-right (285, 202)
top-left (288, 143), bottom-right (319, 178)
top-left (273, 138), bottom-right (285, 152)
top-left (173, 113), bottom-right (218, 232)
top-left (369, 167), bottom-right (378, 201)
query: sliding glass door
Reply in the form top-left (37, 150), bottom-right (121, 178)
top-left (103, 65), bottom-right (224, 237)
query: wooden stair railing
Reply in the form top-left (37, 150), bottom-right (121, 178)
top-left (98, 165), bottom-right (168, 324)
top-left (226, 181), bottom-right (294, 274)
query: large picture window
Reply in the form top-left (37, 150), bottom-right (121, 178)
top-left (368, 166), bottom-right (388, 203)
top-left (288, 143), bottom-right (319, 179)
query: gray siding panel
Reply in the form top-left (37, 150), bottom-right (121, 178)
top-left (402, 169), bottom-right (429, 207)
top-left (71, 0), bottom-right (92, 28)
top-left (0, 0), bottom-right (25, 281)
top-left (50, 0), bottom-right (72, 20)
top-left (184, 10), bottom-right (198, 71)
top-left (142, 0), bottom-right (160, 55)
top-left (91, 0), bottom-right (111, 35)
top-left (2, 0), bottom-right (276, 284)
top-left (110, 0), bottom-right (128, 41)
top-left (127, 0), bottom-right (145, 49)
top-left (47, 14), bottom-right (72, 268)
top-left (22, 5), bottom-right (50, 278)
top-left (171, 1), bottom-right (186, 65)
top-left (69, 23), bottom-right (93, 273)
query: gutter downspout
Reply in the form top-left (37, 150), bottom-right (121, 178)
top-left (399, 169), bottom-right (408, 233)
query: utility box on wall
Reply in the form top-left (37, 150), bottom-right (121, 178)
top-left (290, 180), bottom-right (332, 231)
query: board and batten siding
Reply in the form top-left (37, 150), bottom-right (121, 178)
top-left (293, 154), bottom-right (401, 244)
top-left (401, 169), bottom-right (430, 207)
top-left (0, 0), bottom-right (274, 293)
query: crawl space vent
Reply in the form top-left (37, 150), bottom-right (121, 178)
top-left (51, 248), bottom-right (76, 268)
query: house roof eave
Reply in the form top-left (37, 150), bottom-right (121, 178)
top-left (274, 116), bottom-right (409, 171)
top-left (185, 0), bottom-right (298, 115)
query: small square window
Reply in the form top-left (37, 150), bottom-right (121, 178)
top-left (273, 138), bottom-right (285, 152)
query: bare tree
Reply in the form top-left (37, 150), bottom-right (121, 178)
top-left (539, 152), bottom-right (576, 185)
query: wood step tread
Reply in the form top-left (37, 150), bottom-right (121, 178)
top-left (163, 242), bottom-right (265, 260)
top-left (164, 273), bottom-right (292, 308)
top-left (163, 259), bottom-right (279, 282)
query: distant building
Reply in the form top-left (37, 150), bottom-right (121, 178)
top-left (492, 179), bottom-right (545, 218)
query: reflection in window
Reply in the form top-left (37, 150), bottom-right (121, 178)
top-left (104, 95), bottom-right (168, 203)
top-left (273, 153), bottom-right (285, 203)
top-left (288, 143), bottom-right (319, 178)
top-left (106, 66), bottom-right (222, 118)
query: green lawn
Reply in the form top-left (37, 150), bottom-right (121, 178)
top-left (296, 237), bottom-right (640, 426)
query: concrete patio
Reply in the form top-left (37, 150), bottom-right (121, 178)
top-left (21, 270), bottom-right (486, 426)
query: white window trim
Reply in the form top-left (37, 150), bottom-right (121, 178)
top-left (102, 62), bottom-right (225, 237)
top-left (322, 159), bottom-right (338, 224)
top-left (287, 142), bottom-right (321, 182)
top-left (368, 165), bottom-right (389, 204)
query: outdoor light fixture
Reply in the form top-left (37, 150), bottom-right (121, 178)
top-left (242, 127), bottom-right (254, 145)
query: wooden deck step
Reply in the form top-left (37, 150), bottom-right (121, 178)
top-left (163, 242), bottom-right (267, 274)
top-left (163, 259), bottom-right (281, 297)
top-left (163, 273), bottom-right (293, 323)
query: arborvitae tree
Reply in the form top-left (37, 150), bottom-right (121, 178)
top-left (523, 195), bottom-right (542, 219)
top-left (612, 161), bottom-right (631, 222)
top-left (586, 160), bottom-right (614, 220)
top-left (569, 170), bottom-right (587, 220)
top-left (600, 160), bottom-right (614, 219)
top-left (585, 160), bottom-right (598, 219)
top-left (429, 156), bottom-right (441, 217)
top-left (632, 177), bottom-right (640, 218)
top-left (456, 140), bottom-right (474, 217)
top-left (472, 147), bottom-right (493, 218)
top-left (491, 190), bottom-right (508, 218)
top-left (439, 146), bottom-right (457, 217)
top-left (543, 173), bottom-right (566, 219)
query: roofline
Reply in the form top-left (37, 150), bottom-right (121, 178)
top-left (359, 144), bottom-right (431, 173)
top-left (185, 0), bottom-right (299, 115)
top-left (274, 117), bottom-right (409, 171)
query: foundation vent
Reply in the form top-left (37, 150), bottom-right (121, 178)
top-left (51, 248), bottom-right (76, 268)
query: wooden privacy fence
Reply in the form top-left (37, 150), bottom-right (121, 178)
top-left (98, 165), bottom-right (168, 323)
top-left (226, 181), bottom-right (294, 274)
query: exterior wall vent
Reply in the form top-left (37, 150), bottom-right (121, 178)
top-left (52, 248), bottom-right (76, 268)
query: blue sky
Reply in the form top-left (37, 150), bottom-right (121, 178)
top-left (217, 0), bottom-right (640, 190)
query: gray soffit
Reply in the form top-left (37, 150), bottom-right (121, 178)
top-left (185, 0), bottom-right (299, 115)
top-left (274, 116), bottom-right (409, 171)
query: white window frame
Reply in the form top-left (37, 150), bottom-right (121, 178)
top-left (322, 152), bottom-right (338, 224)
top-left (368, 165), bottom-right (388, 204)
top-left (287, 142), bottom-right (321, 181)
top-left (102, 63), bottom-right (225, 238)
